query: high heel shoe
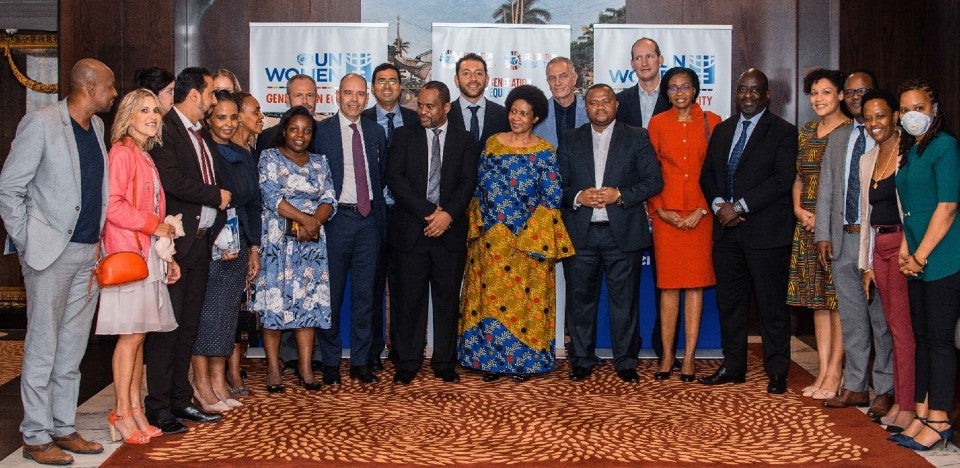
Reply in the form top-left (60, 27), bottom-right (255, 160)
top-left (653, 371), bottom-right (671, 380)
top-left (108, 409), bottom-right (151, 444)
top-left (802, 385), bottom-right (818, 397)
top-left (482, 371), bottom-right (502, 382)
top-left (897, 419), bottom-right (954, 451)
top-left (295, 370), bottom-right (322, 391)
top-left (810, 388), bottom-right (837, 400)
top-left (680, 373), bottom-right (696, 382)
top-left (193, 392), bottom-right (231, 413)
top-left (212, 389), bottom-right (242, 408)
top-left (130, 407), bottom-right (162, 438)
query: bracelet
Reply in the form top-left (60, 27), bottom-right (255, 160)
top-left (911, 254), bottom-right (928, 268)
top-left (250, 246), bottom-right (261, 253)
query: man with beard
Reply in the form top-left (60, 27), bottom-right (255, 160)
top-left (446, 53), bottom-right (509, 154)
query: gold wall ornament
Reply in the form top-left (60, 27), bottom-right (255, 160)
top-left (1, 31), bottom-right (58, 94)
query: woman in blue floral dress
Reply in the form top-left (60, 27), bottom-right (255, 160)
top-left (253, 107), bottom-right (336, 392)
top-left (458, 85), bottom-right (575, 382)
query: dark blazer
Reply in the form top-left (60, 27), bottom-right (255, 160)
top-left (446, 98), bottom-right (510, 153)
top-left (615, 84), bottom-right (671, 128)
top-left (699, 110), bottom-right (798, 249)
top-left (208, 138), bottom-right (262, 247)
top-left (361, 105), bottom-right (419, 129)
top-left (558, 121), bottom-right (664, 252)
top-left (385, 123), bottom-right (478, 252)
top-left (313, 114), bottom-right (389, 233)
top-left (150, 109), bottom-right (226, 263)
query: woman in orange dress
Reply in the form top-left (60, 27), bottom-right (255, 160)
top-left (647, 67), bottom-right (720, 381)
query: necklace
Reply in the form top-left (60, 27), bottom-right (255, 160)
top-left (872, 135), bottom-right (900, 189)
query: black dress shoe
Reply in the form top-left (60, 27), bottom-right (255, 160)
top-left (393, 370), bottom-right (415, 385)
top-left (171, 405), bottom-right (223, 423)
top-left (512, 373), bottom-right (530, 383)
top-left (322, 366), bottom-right (341, 385)
top-left (371, 357), bottom-right (385, 373)
top-left (482, 371), bottom-right (502, 382)
top-left (698, 367), bottom-right (746, 386)
top-left (617, 368), bottom-right (639, 383)
top-left (569, 366), bottom-right (591, 381)
top-left (266, 383), bottom-right (285, 393)
top-left (767, 375), bottom-right (787, 394)
top-left (653, 371), bottom-right (672, 380)
top-left (680, 373), bottom-right (697, 382)
top-left (349, 365), bottom-right (380, 384)
top-left (434, 368), bottom-right (461, 383)
top-left (147, 411), bottom-right (188, 435)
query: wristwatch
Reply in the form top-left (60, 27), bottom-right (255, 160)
top-left (732, 201), bottom-right (745, 215)
top-left (614, 189), bottom-right (623, 206)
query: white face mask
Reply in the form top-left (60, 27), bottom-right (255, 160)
top-left (900, 104), bottom-right (937, 137)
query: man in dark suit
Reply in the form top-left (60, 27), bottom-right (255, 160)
top-left (615, 37), bottom-right (671, 129)
top-left (361, 62), bottom-right (419, 371)
top-left (255, 73), bottom-right (318, 160)
top-left (446, 53), bottom-right (509, 153)
top-left (313, 73), bottom-right (389, 385)
top-left (386, 81), bottom-right (478, 385)
top-left (558, 84), bottom-right (664, 383)
top-left (698, 68), bottom-right (797, 394)
top-left (146, 67), bottom-right (229, 433)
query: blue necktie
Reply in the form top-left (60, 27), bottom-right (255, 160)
top-left (727, 120), bottom-right (751, 200)
top-left (385, 112), bottom-right (395, 145)
top-left (845, 125), bottom-right (866, 224)
top-left (468, 105), bottom-right (480, 144)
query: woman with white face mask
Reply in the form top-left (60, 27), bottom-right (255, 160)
top-left (888, 79), bottom-right (960, 451)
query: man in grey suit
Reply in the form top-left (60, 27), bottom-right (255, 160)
top-left (558, 84), bottom-right (663, 383)
top-left (0, 58), bottom-right (116, 465)
top-left (815, 71), bottom-right (893, 413)
top-left (534, 56), bottom-right (589, 149)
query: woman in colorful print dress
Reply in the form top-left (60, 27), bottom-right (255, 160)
top-left (458, 85), bottom-right (574, 382)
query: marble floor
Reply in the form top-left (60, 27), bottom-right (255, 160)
top-left (2, 337), bottom-right (960, 467)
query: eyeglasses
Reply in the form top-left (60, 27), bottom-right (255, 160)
top-left (667, 83), bottom-right (694, 94)
top-left (843, 87), bottom-right (870, 97)
top-left (375, 78), bottom-right (399, 86)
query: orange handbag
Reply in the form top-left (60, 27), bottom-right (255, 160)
top-left (93, 164), bottom-right (149, 287)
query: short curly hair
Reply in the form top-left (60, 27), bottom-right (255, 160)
top-left (504, 85), bottom-right (549, 128)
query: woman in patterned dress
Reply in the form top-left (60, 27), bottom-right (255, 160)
top-left (458, 85), bottom-right (574, 382)
top-left (253, 106), bottom-right (337, 392)
top-left (787, 69), bottom-right (850, 400)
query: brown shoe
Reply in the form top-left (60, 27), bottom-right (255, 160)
top-left (822, 389), bottom-right (870, 408)
top-left (52, 432), bottom-right (103, 454)
top-left (866, 393), bottom-right (895, 419)
top-left (22, 442), bottom-right (73, 465)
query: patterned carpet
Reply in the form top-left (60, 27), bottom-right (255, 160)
top-left (103, 346), bottom-right (931, 467)
top-left (0, 340), bottom-right (23, 386)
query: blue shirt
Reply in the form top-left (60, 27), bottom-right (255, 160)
top-left (69, 118), bottom-right (103, 244)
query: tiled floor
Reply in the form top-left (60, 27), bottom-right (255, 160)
top-left (1, 337), bottom-right (959, 467)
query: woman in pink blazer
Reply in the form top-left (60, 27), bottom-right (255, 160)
top-left (95, 88), bottom-right (181, 444)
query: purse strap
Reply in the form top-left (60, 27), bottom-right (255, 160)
top-left (703, 111), bottom-right (712, 142)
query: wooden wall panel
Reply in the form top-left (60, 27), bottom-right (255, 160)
top-left (59, 0), bottom-right (122, 97)
top-left (118, 0), bottom-right (176, 93)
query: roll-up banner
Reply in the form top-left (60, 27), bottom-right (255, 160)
top-left (431, 23), bottom-right (570, 105)
top-left (249, 22), bottom-right (388, 117)
top-left (594, 24), bottom-right (733, 118)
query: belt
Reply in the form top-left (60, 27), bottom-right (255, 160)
top-left (876, 224), bottom-right (903, 234)
top-left (338, 203), bottom-right (358, 211)
top-left (590, 221), bottom-right (610, 227)
top-left (196, 227), bottom-right (208, 238)
top-left (842, 224), bottom-right (860, 234)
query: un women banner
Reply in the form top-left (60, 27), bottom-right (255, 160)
top-left (431, 23), bottom-right (570, 105)
top-left (594, 24), bottom-right (733, 118)
top-left (249, 23), bottom-right (388, 116)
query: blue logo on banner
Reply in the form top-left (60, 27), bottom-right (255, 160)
top-left (264, 52), bottom-right (375, 85)
top-left (672, 54), bottom-right (716, 85)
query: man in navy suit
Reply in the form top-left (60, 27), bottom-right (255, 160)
top-left (361, 62), bottom-right (419, 371)
top-left (698, 68), bottom-right (797, 394)
top-left (256, 73), bottom-right (318, 160)
top-left (386, 81), bottom-right (478, 385)
top-left (615, 37), bottom-right (671, 129)
top-left (446, 53), bottom-right (509, 154)
top-left (558, 84), bottom-right (663, 383)
top-left (314, 73), bottom-right (388, 385)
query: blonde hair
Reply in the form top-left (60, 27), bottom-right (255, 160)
top-left (212, 68), bottom-right (242, 92)
top-left (111, 88), bottom-right (163, 150)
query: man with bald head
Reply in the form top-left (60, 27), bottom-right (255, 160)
top-left (616, 37), bottom-right (671, 129)
top-left (699, 68), bottom-right (797, 394)
top-left (0, 58), bottom-right (116, 464)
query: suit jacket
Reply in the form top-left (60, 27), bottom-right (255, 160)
top-left (856, 142), bottom-right (904, 270)
top-left (386, 123), bottom-right (478, 252)
top-left (700, 110), bottom-right (797, 249)
top-left (615, 84), bottom-right (671, 128)
top-left (149, 109), bottom-right (226, 262)
top-left (0, 98), bottom-right (109, 270)
top-left (814, 120), bottom-right (856, 251)
top-left (313, 114), bottom-right (389, 234)
top-left (447, 98), bottom-right (510, 154)
top-left (534, 94), bottom-right (589, 149)
top-left (103, 139), bottom-right (165, 255)
top-left (361, 105), bottom-right (419, 131)
top-left (557, 121), bottom-right (664, 252)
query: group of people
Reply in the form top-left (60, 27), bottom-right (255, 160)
top-left (0, 32), bottom-right (957, 466)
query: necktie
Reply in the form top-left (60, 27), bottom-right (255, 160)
top-left (845, 125), bottom-right (866, 224)
top-left (385, 112), bottom-right (396, 145)
top-left (468, 105), bottom-right (480, 144)
top-left (349, 123), bottom-right (371, 216)
top-left (427, 128), bottom-right (442, 204)
top-left (726, 120), bottom-right (751, 199)
top-left (187, 127), bottom-right (216, 185)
